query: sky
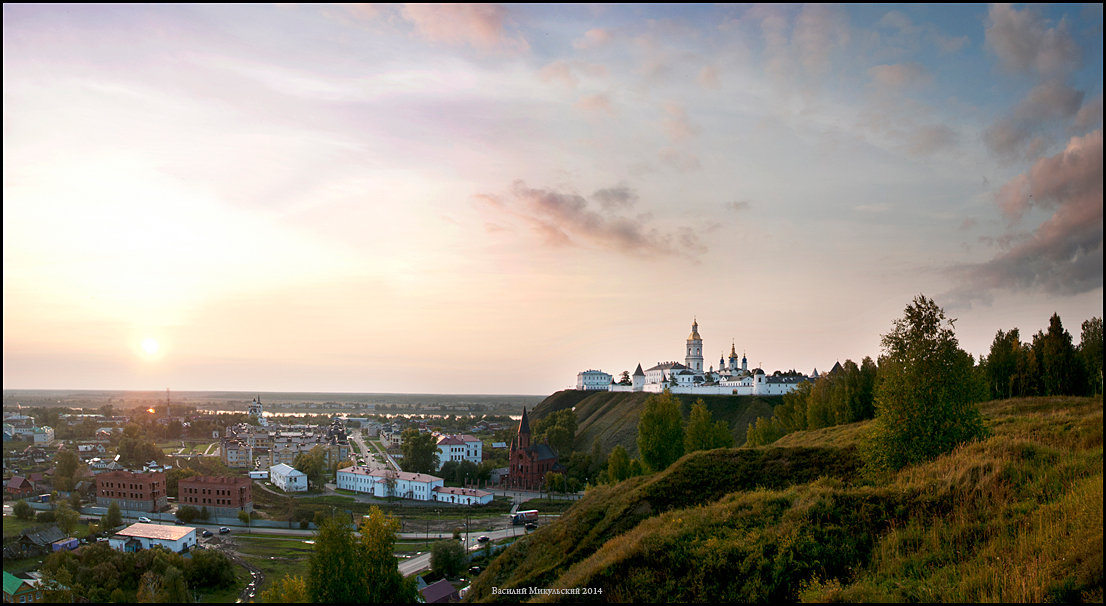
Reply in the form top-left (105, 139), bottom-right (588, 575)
top-left (3, 3), bottom-right (1103, 395)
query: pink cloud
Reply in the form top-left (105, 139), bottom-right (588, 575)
top-left (952, 130), bottom-right (1103, 299)
top-left (400, 4), bottom-right (528, 52)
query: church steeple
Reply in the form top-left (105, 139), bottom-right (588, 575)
top-left (517, 407), bottom-right (531, 449)
top-left (685, 318), bottom-right (704, 372)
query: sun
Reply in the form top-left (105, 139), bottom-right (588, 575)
top-left (141, 338), bottom-right (160, 356)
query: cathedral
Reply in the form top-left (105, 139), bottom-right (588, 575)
top-left (586, 318), bottom-right (812, 397)
top-left (506, 407), bottom-right (564, 491)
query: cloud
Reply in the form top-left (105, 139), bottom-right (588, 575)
top-left (539, 60), bottom-right (577, 89)
top-left (868, 63), bottom-right (932, 90)
top-left (698, 65), bottom-right (720, 89)
top-left (399, 4), bottom-right (528, 52)
top-left (662, 103), bottom-right (698, 142)
top-left (480, 181), bottom-right (706, 259)
top-left (592, 185), bottom-right (638, 210)
top-left (725, 200), bottom-right (750, 213)
top-left (950, 130), bottom-right (1103, 300)
top-left (575, 93), bottom-right (612, 114)
top-left (1073, 93), bottom-right (1103, 132)
top-left (985, 4), bottom-right (1080, 76)
top-left (793, 4), bottom-right (851, 75)
top-left (573, 28), bottom-right (613, 50)
top-left (984, 80), bottom-right (1085, 159)
top-left (907, 124), bottom-right (958, 155)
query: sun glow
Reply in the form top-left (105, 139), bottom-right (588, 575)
top-left (141, 338), bottom-right (160, 356)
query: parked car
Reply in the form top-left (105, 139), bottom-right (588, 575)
top-left (219, 527), bottom-right (230, 534)
top-left (202, 530), bottom-right (213, 538)
top-left (477, 536), bottom-right (490, 543)
top-left (524, 522), bottom-right (538, 531)
top-left (138, 516), bottom-right (152, 523)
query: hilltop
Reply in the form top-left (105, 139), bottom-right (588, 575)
top-left (531, 390), bottom-right (778, 457)
top-left (467, 396), bottom-right (1103, 602)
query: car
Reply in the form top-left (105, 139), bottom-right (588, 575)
top-left (476, 535), bottom-right (490, 543)
top-left (219, 527), bottom-right (230, 534)
top-left (138, 516), bottom-right (152, 523)
top-left (202, 530), bottom-right (213, 538)
top-left (524, 522), bottom-right (538, 531)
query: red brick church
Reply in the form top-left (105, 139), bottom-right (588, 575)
top-left (507, 408), bottom-right (562, 490)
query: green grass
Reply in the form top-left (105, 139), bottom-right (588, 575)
top-left (466, 396), bottom-right (1103, 603)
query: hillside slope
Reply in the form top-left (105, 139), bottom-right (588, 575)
top-left (531, 390), bottom-right (778, 456)
top-left (467, 396), bottom-right (1103, 603)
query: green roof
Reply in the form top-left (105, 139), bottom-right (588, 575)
top-left (3, 571), bottom-right (29, 596)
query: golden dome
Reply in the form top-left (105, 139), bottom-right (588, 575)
top-left (688, 319), bottom-right (701, 341)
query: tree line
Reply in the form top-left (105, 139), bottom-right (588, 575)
top-left (746, 308), bottom-right (1101, 449)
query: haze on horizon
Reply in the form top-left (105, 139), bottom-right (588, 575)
top-left (3, 4), bottom-right (1102, 395)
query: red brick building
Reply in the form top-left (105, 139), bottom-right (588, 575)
top-left (507, 408), bottom-right (562, 490)
top-left (95, 471), bottom-right (167, 513)
top-left (178, 476), bottom-right (253, 517)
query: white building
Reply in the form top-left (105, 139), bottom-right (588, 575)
top-left (269, 463), bottom-right (307, 492)
top-left (432, 486), bottom-right (493, 505)
top-left (336, 466), bottom-right (443, 501)
top-left (109, 523), bottom-right (196, 553)
top-left (576, 369), bottom-right (613, 391)
top-left (436, 435), bottom-right (482, 470)
top-left (589, 319), bottom-right (813, 397)
top-left (248, 396), bottom-right (268, 427)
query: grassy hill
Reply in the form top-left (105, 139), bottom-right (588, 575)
top-left (466, 396), bottom-right (1102, 603)
top-left (531, 390), bottom-right (779, 457)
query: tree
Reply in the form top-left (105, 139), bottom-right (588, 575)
top-left (13, 499), bottom-right (34, 521)
top-left (1081, 317), bottom-right (1103, 394)
top-left (607, 445), bottom-right (630, 484)
top-left (746, 415), bottom-right (785, 446)
top-left (533, 409), bottom-right (577, 456)
top-left (293, 445), bottom-right (328, 491)
top-left (358, 506), bottom-right (417, 603)
top-left (684, 400), bottom-right (734, 453)
top-left (307, 515), bottom-right (365, 603)
top-left (400, 428), bottom-right (439, 474)
top-left (308, 508), bottom-right (416, 603)
top-left (1033, 313), bottom-right (1085, 396)
top-left (237, 510), bottom-right (250, 526)
top-left (430, 539), bottom-right (467, 578)
top-left (54, 448), bottom-right (80, 492)
top-left (865, 295), bottom-right (988, 470)
top-left (175, 505), bottom-right (200, 524)
top-left (985, 328), bottom-right (1023, 399)
top-left (259, 574), bottom-right (308, 603)
top-left (103, 500), bottom-right (123, 530)
top-left (636, 390), bottom-right (685, 472)
top-left (185, 549), bottom-right (236, 590)
top-left (55, 502), bottom-right (79, 538)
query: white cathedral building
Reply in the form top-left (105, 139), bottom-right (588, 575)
top-left (578, 319), bottom-right (813, 396)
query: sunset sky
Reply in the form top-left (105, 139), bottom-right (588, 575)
top-left (4, 4), bottom-right (1102, 395)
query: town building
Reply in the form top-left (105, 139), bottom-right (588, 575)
top-left (507, 408), bottom-right (563, 491)
top-left (5, 476), bottom-right (34, 499)
top-left (108, 523), bottom-right (196, 553)
top-left (178, 476), bottom-right (253, 517)
top-left (432, 485), bottom-right (493, 505)
top-left (3, 571), bottom-right (43, 604)
top-left (95, 470), bottom-right (168, 513)
top-left (576, 369), bottom-right (613, 390)
top-left (436, 434), bottom-right (482, 470)
top-left (269, 463), bottom-right (307, 492)
top-left (337, 466), bottom-right (443, 501)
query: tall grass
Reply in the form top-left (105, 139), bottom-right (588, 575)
top-left (464, 396), bottom-right (1102, 603)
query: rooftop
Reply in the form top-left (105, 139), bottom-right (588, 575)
top-left (114, 523), bottom-right (195, 541)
